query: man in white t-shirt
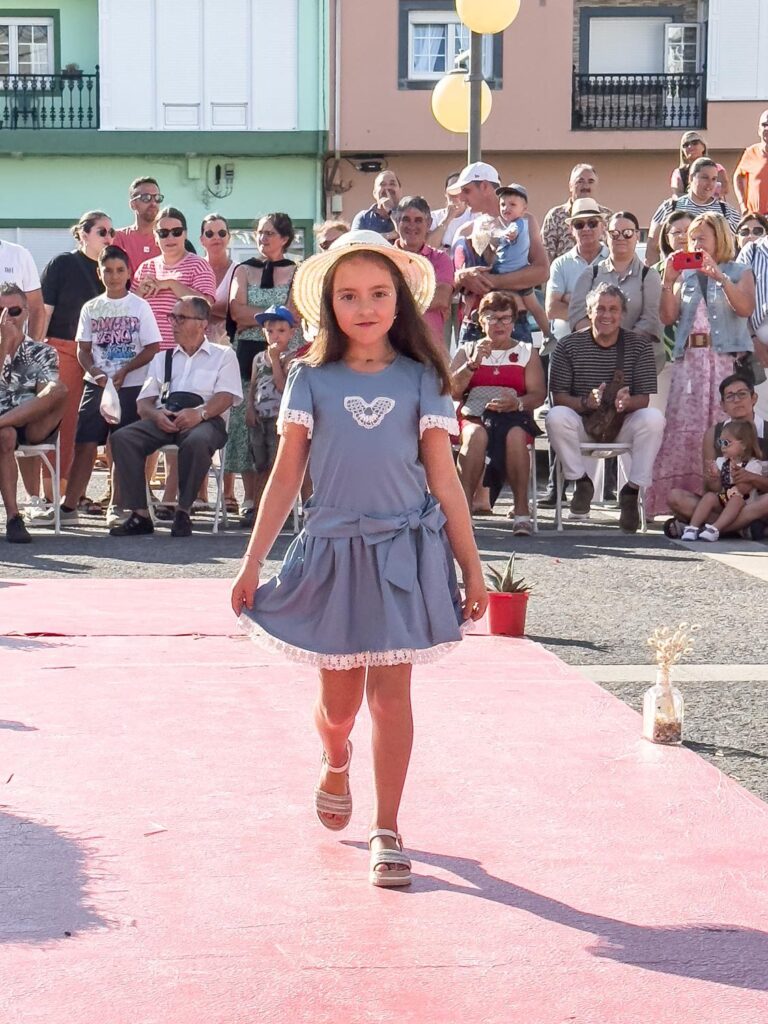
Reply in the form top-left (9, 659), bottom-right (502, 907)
top-left (0, 238), bottom-right (44, 339)
top-left (59, 245), bottom-right (161, 526)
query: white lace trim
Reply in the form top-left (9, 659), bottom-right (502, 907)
top-left (239, 614), bottom-right (462, 668)
top-left (419, 414), bottom-right (460, 438)
top-left (277, 409), bottom-right (314, 437)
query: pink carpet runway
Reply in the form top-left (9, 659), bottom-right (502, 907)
top-left (2, 578), bottom-right (768, 1023)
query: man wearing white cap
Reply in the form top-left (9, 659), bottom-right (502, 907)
top-left (450, 162), bottom-right (548, 306)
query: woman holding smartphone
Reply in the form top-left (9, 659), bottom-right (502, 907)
top-left (646, 212), bottom-right (755, 516)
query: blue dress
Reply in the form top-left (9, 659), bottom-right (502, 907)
top-left (239, 355), bottom-right (464, 669)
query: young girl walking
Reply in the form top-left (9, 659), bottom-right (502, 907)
top-left (231, 230), bottom-right (487, 887)
top-left (681, 418), bottom-right (765, 542)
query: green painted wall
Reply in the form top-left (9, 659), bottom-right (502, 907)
top-left (0, 153), bottom-right (324, 226)
top-left (298, 0), bottom-right (328, 132)
top-left (0, 0), bottom-right (99, 70)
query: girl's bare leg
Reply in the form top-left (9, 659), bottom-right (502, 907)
top-left (314, 667), bottom-right (366, 827)
top-left (689, 492), bottom-right (720, 528)
top-left (367, 663), bottom-right (414, 880)
top-left (712, 494), bottom-right (746, 533)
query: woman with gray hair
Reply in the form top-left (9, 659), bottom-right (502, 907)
top-left (393, 195), bottom-right (454, 348)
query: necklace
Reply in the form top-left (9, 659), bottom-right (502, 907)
top-left (487, 349), bottom-right (509, 376)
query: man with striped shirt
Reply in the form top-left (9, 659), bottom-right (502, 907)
top-left (737, 235), bottom-right (768, 370)
top-left (646, 158), bottom-right (740, 265)
top-left (546, 283), bottom-right (664, 532)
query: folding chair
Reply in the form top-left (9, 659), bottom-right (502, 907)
top-left (15, 434), bottom-right (62, 535)
top-left (145, 442), bottom-right (228, 534)
top-left (554, 442), bottom-right (646, 532)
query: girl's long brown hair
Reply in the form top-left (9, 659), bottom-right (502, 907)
top-left (304, 250), bottom-right (451, 394)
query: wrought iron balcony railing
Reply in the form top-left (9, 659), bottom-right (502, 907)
top-left (572, 72), bottom-right (706, 131)
top-left (0, 68), bottom-right (99, 130)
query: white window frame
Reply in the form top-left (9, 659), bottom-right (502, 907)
top-left (0, 16), bottom-right (55, 76)
top-left (406, 10), bottom-right (492, 82)
top-left (664, 22), bottom-right (702, 74)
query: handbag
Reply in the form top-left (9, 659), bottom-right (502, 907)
top-left (160, 350), bottom-right (204, 413)
top-left (461, 386), bottom-right (518, 419)
top-left (582, 331), bottom-right (627, 443)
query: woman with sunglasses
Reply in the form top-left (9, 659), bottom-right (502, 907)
top-left (735, 213), bottom-right (768, 252)
top-left (227, 213), bottom-right (299, 527)
top-left (199, 214), bottom-right (235, 345)
top-left (134, 207), bottom-right (217, 516)
top-left (569, 212), bottom-right (663, 360)
top-left (671, 132), bottom-right (728, 200)
top-left (39, 210), bottom-right (115, 502)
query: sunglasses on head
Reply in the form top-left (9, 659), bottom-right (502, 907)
top-left (95, 227), bottom-right (115, 238)
top-left (572, 219), bottom-right (600, 231)
top-left (2, 305), bottom-right (24, 317)
top-left (204, 228), bottom-right (228, 238)
top-left (157, 227), bottom-right (185, 239)
top-left (738, 225), bottom-right (766, 236)
top-left (609, 228), bottom-right (637, 240)
top-left (132, 193), bottom-right (164, 203)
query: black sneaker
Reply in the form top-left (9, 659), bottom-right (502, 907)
top-left (749, 519), bottom-right (767, 543)
top-left (170, 509), bottom-right (192, 538)
top-left (538, 488), bottom-right (567, 508)
top-left (109, 512), bottom-right (154, 537)
top-left (618, 484), bottom-right (640, 533)
top-left (569, 475), bottom-right (594, 517)
top-left (6, 514), bottom-right (31, 544)
top-left (239, 507), bottom-right (255, 529)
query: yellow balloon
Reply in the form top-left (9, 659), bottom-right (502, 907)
top-left (456, 0), bottom-right (521, 34)
top-left (431, 72), bottom-right (492, 134)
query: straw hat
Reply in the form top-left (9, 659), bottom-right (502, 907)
top-left (291, 230), bottom-right (436, 328)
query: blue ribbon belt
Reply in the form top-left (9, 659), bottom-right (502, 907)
top-left (302, 496), bottom-right (446, 592)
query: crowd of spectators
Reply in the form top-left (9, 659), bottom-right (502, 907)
top-left (3, 110), bottom-right (768, 546)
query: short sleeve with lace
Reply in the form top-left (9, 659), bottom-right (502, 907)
top-left (418, 365), bottom-right (459, 438)
top-left (277, 361), bottom-right (314, 437)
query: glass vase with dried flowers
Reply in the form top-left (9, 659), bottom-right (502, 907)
top-left (643, 623), bottom-right (696, 745)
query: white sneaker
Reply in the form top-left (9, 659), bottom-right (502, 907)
top-left (699, 523), bottom-right (720, 542)
top-left (680, 525), bottom-right (699, 542)
top-left (26, 497), bottom-right (55, 523)
top-left (106, 506), bottom-right (128, 528)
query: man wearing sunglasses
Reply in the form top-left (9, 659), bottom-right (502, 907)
top-left (109, 296), bottom-right (242, 538)
top-left (113, 177), bottom-right (164, 276)
top-left (664, 373), bottom-right (768, 539)
top-left (0, 283), bottom-right (68, 543)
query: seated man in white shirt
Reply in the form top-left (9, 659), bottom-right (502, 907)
top-left (110, 296), bottom-right (243, 538)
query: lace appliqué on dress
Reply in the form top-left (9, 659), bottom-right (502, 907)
top-left (344, 396), bottom-right (395, 429)
top-left (278, 409), bottom-right (314, 437)
top-left (239, 613), bottom-right (462, 668)
top-left (419, 414), bottom-right (460, 438)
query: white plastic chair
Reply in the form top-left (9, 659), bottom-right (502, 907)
top-left (554, 442), bottom-right (646, 532)
top-left (145, 442), bottom-right (228, 534)
top-left (15, 434), bottom-right (62, 535)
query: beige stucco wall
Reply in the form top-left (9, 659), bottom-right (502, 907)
top-left (331, 149), bottom-right (746, 234)
top-left (335, 1), bottom-right (767, 154)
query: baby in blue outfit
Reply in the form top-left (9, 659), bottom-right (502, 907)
top-left (473, 182), bottom-right (550, 339)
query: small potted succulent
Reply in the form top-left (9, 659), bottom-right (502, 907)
top-left (484, 554), bottom-right (532, 636)
top-left (642, 623), bottom-right (696, 745)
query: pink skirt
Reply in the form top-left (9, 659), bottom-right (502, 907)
top-left (645, 348), bottom-right (733, 517)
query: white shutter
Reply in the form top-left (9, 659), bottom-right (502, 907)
top-left (707, 0), bottom-right (761, 100)
top-left (204, 0), bottom-right (250, 129)
top-left (588, 18), bottom-right (668, 74)
top-left (251, 0), bottom-right (298, 129)
top-left (98, 0), bottom-right (155, 129)
top-left (156, 0), bottom-right (203, 129)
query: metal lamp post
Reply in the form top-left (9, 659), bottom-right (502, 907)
top-left (431, 0), bottom-right (522, 162)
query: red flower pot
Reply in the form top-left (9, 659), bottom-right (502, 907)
top-left (486, 591), bottom-right (529, 637)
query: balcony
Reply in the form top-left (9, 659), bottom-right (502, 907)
top-left (572, 72), bottom-right (706, 131)
top-left (0, 69), bottom-right (99, 130)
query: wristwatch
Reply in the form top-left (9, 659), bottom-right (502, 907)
top-left (199, 406), bottom-right (209, 421)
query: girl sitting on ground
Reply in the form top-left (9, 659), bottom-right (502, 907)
top-left (681, 419), bottom-right (764, 541)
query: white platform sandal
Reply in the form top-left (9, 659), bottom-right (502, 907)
top-left (368, 829), bottom-right (412, 888)
top-left (314, 741), bottom-right (353, 831)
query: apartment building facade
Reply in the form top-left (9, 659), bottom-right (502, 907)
top-left (0, 0), bottom-right (328, 267)
top-left (327, 0), bottom-right (768, 230)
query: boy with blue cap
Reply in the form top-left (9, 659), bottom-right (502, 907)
top-left (243, 303), bottom-right (297, 525)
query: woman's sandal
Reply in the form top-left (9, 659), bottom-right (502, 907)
top-left (314, 741), bottom-right (353, 831)
top-left (368, 829), bottom-right (412, 888)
